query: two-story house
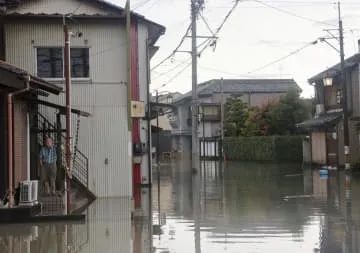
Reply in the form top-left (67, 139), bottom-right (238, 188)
top-left (0, 0), bottom-right (165, 198)
top-left (170, 79), bottom-right (301, 158)
top-left (298, 53), bottom-right (360, 168)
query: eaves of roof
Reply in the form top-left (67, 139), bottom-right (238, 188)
top-left (0, 60), bottom-right (62, 95)
top-left (308, 54), bottom-right (360, 84)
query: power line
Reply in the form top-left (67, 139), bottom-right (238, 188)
top-left (152, 60), bottom-right (189, 80)
top-left (199, 12), bottom-right (215, 36)
top-left (151, 23), bottom-right (192, 71)
top-left (246, 40), bottom-right (318, 74)
top-left (152, 38), bottom-right (213, 91)
top-left (153, 60), bottom-right (192, 91)
top-left (253, 0), bottom-right (337, 26)
top-left (198, 64), bottom-right (292, 78)
top-left (198, 0), bottom-right (241, 56)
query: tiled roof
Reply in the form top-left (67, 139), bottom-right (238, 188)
top-left (173, 79), bottom-right (301, 104)
top-left (297, 112), bottom-right (342, 129)
top-left (308, 54), bottom-right (360, 84)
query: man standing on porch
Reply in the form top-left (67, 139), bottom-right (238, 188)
top-left (40, 137), bottom-right (57, 196)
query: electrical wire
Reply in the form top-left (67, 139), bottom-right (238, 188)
top-left (198, 0), bottom-right (241, 56)
top-left (153, 60), bottom-right (192, 91)
top-left (253, 0), bottom-right (337, 26)
top-left (152, 60), bottom-right (190, 80)
top-left (199, 12), bottom-right (215, 36)
top-left (151, 23), bottom-right (192, 71)
top-left (152, 39), bottom-right (213, 91)
top-left (151, 0), bottom-right (242, 90)
top-left (246, 40), bottom-right (318, 74)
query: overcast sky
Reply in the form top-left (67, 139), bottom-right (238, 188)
top-left (110, 0), bottom-right (360, 98)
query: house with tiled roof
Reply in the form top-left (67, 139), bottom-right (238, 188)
top-left (298, 52), bottom-right (360, 168)
top-left (170, 78), bottom-right (301, 158)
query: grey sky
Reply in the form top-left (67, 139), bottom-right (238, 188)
top-left (111, 0), bottom-right (360, 98)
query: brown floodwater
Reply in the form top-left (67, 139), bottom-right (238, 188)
top-left (0, 160), bottom-right (359, 253)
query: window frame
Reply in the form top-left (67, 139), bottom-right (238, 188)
top-left (35, 46), bottom-right (90, 81)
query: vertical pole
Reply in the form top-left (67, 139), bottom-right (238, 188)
top-left (156, 90), bottom-right (160, 167)
top-left (7, 95), bottom-right (13, 208)
top-left (64, 16), bottom-right (71, 214)
top-left (202, 110), bottom-right (205, 159)
top-left (191, 0), bottom-right (199, 172)
top-left (220, 78), bottom-right (225, 160)
top-left (125, 0), bottom-right (134, 203)
top-left (338, 2), bottom-right (350, 170)
top-left (126, 0), bottom-right (132, 133)
top-left (146, 39), bottom-right (152, 186)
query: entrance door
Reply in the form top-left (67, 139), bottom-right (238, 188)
top-left (326, 130), bottom-right (338, 167)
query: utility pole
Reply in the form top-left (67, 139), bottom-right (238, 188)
top-left (63, 16), bottom-right (71, 214)
top-left (338, 2), bottom-right (350, 170)
top-left (191, 0), bottom-right (199, 172)
top-left (220, 77), bottom-right (225, 160)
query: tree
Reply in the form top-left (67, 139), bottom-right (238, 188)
top-left (223, 89), bottom-right (312, 137)
top-left (266, 89), bottom-right (311, 135)
top-left (224, 95), bottom-right (248, 136)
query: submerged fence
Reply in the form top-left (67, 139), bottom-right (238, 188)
top-left (223, 136), bottom-right (303, 162)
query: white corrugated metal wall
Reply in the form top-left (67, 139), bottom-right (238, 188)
top-left (5, 20), bottom-right (134, 197)
top-left (137, 23), bottom-right (151, 186)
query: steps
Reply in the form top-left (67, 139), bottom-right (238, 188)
top-left (38, 191), bottom-right (88, 215)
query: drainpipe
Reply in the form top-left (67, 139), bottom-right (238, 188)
top-left (7, 74), bottom-right (31, 208)
top-left (145, 38), bottom-right (152, 186)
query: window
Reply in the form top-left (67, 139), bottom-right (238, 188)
top-left (71, 48), bottom-right (89, 78)
top-left (36, 47), bottom-right (89, 78)
top-left (203, 106), bottom-right (219, 116)
top-left (37, 48), bottom-right (63, 78)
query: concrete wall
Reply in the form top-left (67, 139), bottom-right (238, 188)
top-left (4, 18), bottom-right (150, 197)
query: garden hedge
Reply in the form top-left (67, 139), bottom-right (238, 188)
top-left (223, 136), bottom-right (303, 162)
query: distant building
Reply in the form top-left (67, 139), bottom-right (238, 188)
top-left (151, 92), bottom-right (182, 131)
top-left (170, 79), bottom-right (301, 157)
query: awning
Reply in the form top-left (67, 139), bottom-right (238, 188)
top-left (26, 98), bottom-right (91, 117)
top-left (0, 60), bottom-right (63, 95)
top-left (297, 112), bottom-right (342, 129)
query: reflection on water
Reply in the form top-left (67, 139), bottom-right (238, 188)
top-left (1, 161), bottom-right (360, 253)
top-left (152, 161), bottom-right (360, 253)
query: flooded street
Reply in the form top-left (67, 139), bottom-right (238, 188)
top-left (1, 161), bottom-right (360, 252)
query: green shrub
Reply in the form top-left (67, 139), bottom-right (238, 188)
top-left (224, 136), bottom-right (303, 162)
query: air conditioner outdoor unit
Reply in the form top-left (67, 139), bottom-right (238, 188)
top-left (19, 181), bottom-right (33, 205)
top-left (19, 180), bottom-right (39, 206)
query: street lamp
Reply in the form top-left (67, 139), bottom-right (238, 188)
top-left (323, 76), bottom-right (333, 86)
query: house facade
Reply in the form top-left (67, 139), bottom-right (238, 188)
top-left (1, 0), bottom-right (165, 197)
top-left (298, 54), bottom-right (360, 168)
top-left (170, 79), bottom-right (301, 157)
